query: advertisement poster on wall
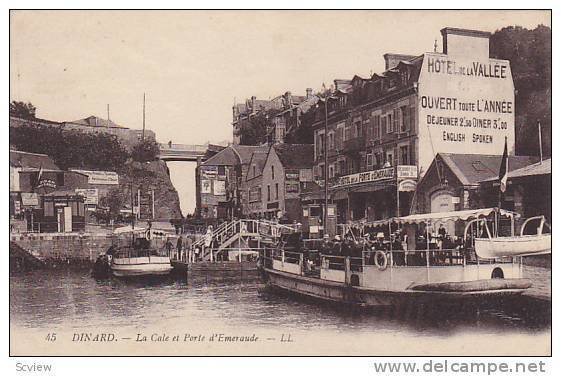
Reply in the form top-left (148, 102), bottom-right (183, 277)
top-left (213, 180), bottom-right (226, 196)
top-left (201, 179), bottom-right (211, 194)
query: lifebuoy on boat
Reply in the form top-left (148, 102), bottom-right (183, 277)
top-left (374, 251), bottom-right (388, 271)
top-left (145, 229), bottom-right (151, 240)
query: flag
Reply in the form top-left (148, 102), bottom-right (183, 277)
top-left (498, 137), bottom-right (508, 193)
top-left (36, 164), bottom-right (43, 187)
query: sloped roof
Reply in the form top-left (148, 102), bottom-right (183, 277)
top-left (273, 143), bottom-right (314, 169)
top-left (201, 146), bottom-right (239, 166)
top-left (232, 145), bottom-right (269, 165)
top-left (10, 150), bottom-right (59, 170)
top-left (202, 145), bottom-right (268, 167)
top-left (246, 150), bottom-right (269, 180)
top-left (68, 116), bottom-right (125, 129)
top-left (481, 158), bottom-right (551, 182)
top-left (509, 158), bottom-right (551, 178)
top-left (438, 153), bottom-right (538, 186)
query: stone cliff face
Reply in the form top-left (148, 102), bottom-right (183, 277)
top-left (120, 160), bottom-right (182, 220)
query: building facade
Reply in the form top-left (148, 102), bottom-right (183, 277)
top-left (258, 144), bottom-right (314, 221)
top-left (196, 144), bottom-right (269, 219)
top-left (308, 27), bottom-right (516, 225)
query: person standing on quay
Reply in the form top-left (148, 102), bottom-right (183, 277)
top-left (185, 235), bottom-right (193, 263)
top-left (204, 225), bottom-right (213, 261)
top-left (176, 235), bottom-right (183, 261)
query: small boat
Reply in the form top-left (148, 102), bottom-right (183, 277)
top-left (260, 208), bottom-right (535, 307)
top-left (474, 216), bottom-right (551, 259)
top-left (110, 248), bottom-right (173, 277)
top-left (108, 230), bottom-right (173, 278)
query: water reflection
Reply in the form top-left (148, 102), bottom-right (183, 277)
top-left (10, 267), bottom-right (550, 338)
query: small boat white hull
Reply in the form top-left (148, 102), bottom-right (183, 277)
top-left (475, 234), bottom-right (551, 259)
top-left (111, 256), bottom-right (173, 277)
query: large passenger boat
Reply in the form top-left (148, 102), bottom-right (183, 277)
top-left (260, 208), bottom-right (550, 306)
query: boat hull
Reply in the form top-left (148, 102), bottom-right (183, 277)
top-left (111, 256), bottom-right (173, 277)
top-left (475, 234), bottom-right (551, 259)
top-left (264, 268), bottom-right (529, 307)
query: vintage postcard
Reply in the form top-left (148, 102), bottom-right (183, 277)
top-left (9, 9), bottom-right (551, 358)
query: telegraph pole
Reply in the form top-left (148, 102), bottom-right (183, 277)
top-left (323, 96), bottom-right (329, 237)
top-left (142, 93), bottom-right (146, 142)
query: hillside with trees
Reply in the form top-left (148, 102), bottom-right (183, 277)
top-left (490, 24), bottom-right (551, 157)
top-left (9, 113), bottom-right (182, 220)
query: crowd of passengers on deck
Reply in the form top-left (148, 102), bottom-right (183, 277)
top-left (277, 222), bottom-right (487, 273)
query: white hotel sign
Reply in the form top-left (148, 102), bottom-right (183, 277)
top-left (417, 52), bottom-right (515, 175)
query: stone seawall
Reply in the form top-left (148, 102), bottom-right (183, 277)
top-left (10, 233), bottom-right (175, 265)
top-left (10, 233), bottom-right (114, 263)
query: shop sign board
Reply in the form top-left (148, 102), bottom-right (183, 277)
top-left (397, 165), bottom-right (418, 180)
top-left (21, 192), bottom-right (40, 207)
top-left (36, 178), bottom-right (57, 190)
top-left (213, 180), bottom-right (226, 196)
top-left (398, 179), bottom-right (417, 192)
top-left (417, 52), bottom-right (515, 174)
top-left (285, 169), bottom-right (299, 180)
top-left (71, 169), bottom-right (119, 185)
top-left (75, 188), bottom-right (99, 205)
top-left (201, 166), bottom-right (218, 179)
top-left (285, 181), bottom-right (299, 193)
top-left (332, 167), bottom-right (394, 188)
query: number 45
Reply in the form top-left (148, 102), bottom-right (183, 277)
top-left (45, 333), bottom-right (57, 342)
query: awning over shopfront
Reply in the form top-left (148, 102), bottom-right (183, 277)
top-left (345, 208), bottom-right (518, 228)
top-left (395, 208), bottom-right (518, 225)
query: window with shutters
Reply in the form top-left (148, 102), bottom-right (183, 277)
top-left (336, 126), bottom-right (343, 150)
top-left (44, 201), bottom-right (54, 217)
top-left (400, 145), bottom-right (409, 165)
top-left (366, 153), bottom-right (373, 169)
top-left (267, 185), bottom-right (271, 201)
top-left (365, 118), bottom-right (372, 141)
top-left (56, 172), bottom-right (65, 187)
top-left (339, 159), bottom-right (346, 176)
top-left (386, 113), bottom-right (393, 133)
top-left (401, 105), bottom-right (410, 132)
top-left (344, 123), bottom-right (351, 141)
top-left (373, 115), bottom-right (380, 140)
top-left (353, 120), bottom-right (362, 139)
top-left (393, 108), bottom-right (399, 133)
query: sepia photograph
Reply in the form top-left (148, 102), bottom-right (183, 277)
top-left (8, 9), bottom-right (551, 357)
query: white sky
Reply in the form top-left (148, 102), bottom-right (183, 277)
top-left (9, 10), bottom-right (550, 215)
top-left (10, 10), bottom-right (550, 145)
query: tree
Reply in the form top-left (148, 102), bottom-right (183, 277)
top-left (235, 111), bottom-right (273, 145)
top-left (9, 122), bottom-right (129, 170)
top-left (10, 101), bottom-right (36, 119)
top-left (131, 138), bottom-right (160, 162)
top-left (99, 188), bottom-right (124, 221)
top-left (490, 25), bottom-right (551, 157)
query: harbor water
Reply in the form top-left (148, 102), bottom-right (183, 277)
top-left (10, 265), bottom-right (551, 356)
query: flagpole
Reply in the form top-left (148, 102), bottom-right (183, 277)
top-left (538, 120), bottom-right (543, 164)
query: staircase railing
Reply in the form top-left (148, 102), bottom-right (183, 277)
top-left (192, 219), bottom-right (298, 262)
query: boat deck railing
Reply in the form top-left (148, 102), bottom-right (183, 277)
top-left (113, 248), bottom-right (170, 259)
top-left (262, 247), bottom-right (518, 280)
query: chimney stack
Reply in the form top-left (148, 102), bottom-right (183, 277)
top-left (251, 96), bottom-right (256, 114)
